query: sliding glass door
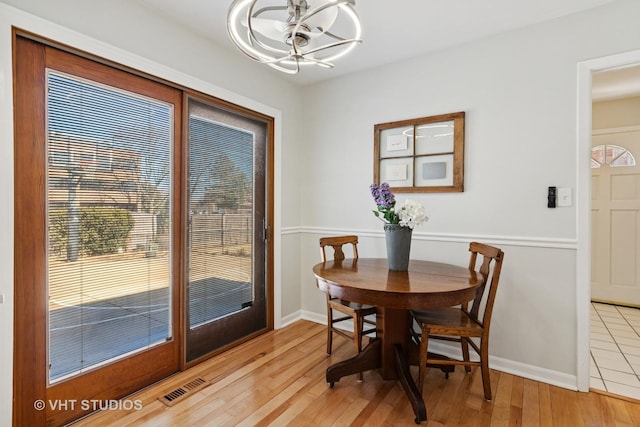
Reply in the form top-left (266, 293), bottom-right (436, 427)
top-left (13, 35), bottom-right (274, 426)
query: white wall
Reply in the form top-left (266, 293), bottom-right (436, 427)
top-left (0, 1), bottom-right (305, 425)
top-left (2, 0), bottom-right (640, 424)
top-left (299, 0), bottom-right (640, 390)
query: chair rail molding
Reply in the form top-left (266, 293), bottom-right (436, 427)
top-left (289, 226), bottom-right (577, 250)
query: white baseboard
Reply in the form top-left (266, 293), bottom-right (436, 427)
top-left (300, 310), bottom-right (375, 332)
top-left (281, 310), bottom-right (358, 329)
top-left (427, 341), bottom-right (577, 391)
top-left (300, 310), bottom-right (325, 326)
top-left (289, 315), bottom-right (577, 392)
top-left (280, 310), bottom-right (304, 328)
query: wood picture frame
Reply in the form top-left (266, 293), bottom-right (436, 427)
top-left (374, 112), bottom-right (465, 193)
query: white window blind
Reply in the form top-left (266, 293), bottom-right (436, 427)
top-left (46, 71), bottom-right (173, 382)
top-left (187, 104), bottom-right (255, 328)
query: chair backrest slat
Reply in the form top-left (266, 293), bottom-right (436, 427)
top-left (466, 242), bottom-right (504, 327)
top-left (320, 235), bottom-right (359, 262)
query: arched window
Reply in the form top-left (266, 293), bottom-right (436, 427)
top-left (591, 144), bottom-right (637, 168)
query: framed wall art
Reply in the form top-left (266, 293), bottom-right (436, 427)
top-left (373, 111), bottom-right (465, 193)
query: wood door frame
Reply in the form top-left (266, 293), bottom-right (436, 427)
top-left (13, 33), bottom-right (48, 427)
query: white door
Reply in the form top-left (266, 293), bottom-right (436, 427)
top-left (591, 130), bottom-right (640, 306)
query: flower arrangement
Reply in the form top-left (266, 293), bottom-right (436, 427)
top-left (370, 182), bottom-right (428, 229)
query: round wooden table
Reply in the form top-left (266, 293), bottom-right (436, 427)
top-left (313, 258), bottom-right (481, 424)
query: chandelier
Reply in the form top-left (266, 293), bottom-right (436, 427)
top-left (227, 0), bottom-right (362, 74)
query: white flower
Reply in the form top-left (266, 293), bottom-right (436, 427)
top-left (394, 199), bottom-right (428, 229)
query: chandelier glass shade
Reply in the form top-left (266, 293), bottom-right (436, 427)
top-left (227, 0), bottom-right (362, 74)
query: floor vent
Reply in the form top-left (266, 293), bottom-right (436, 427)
top-left (158, 377), bottom-right (210, 407)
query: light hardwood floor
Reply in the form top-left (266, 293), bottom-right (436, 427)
top-left (74, 320), bottom-right (640, 426)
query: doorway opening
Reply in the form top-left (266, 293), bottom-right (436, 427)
top-left (577, 51), bottom-right (640, 399)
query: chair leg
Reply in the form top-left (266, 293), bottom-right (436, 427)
top-left (417, 326), bottom-right (429, 393)
top-left (327, 307), bottom-right (333, 355)
top-left (480, 339), bottom-right (492, 400)
top-left (461, 337), bottom-right (472, 374)
top-left (355, 314), bottom-right (364, 381)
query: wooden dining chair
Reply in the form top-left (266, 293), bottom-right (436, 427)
top-left (410, 242), bottom-right (504, 401)
top-left (320, 236), bottom-right (377, 363)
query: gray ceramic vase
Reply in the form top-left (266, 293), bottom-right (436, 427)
top-left (384, 223), bottom-right (412, 271)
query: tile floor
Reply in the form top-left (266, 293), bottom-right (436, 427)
top-left (590, 302), bottom-right (640, 399)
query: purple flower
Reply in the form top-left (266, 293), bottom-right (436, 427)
top-left (371, 182), bottom-right (398, 223)
top-left (370, 183), bottom-right (395, 209)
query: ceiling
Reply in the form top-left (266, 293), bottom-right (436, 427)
top-left (135, 0), bottom-right (639, 95)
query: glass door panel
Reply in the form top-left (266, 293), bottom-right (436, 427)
top-left (46, 71), bottom-right (174, 382)
top-left (185, 97), bottom-right (268, 362)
